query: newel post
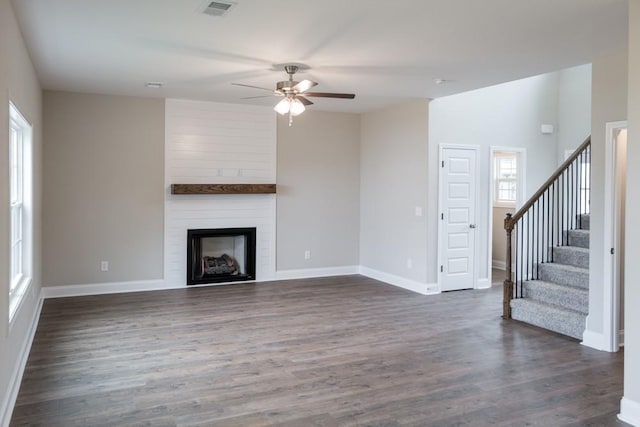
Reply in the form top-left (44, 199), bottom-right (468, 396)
top-left (503, 213), bottom-right (514, 319)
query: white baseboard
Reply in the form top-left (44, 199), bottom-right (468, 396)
top-left (581, 328), bottom-right (611, 352)
top-left (41, 279), bottom-right (177, 299)
top-left (476, 278), bottom-right (491, 289)
top-left (274, 265), bottom-right (360, 281)
top-left (1, 290), bottom-right (44, 427)
top-left (492, 260), bottom-right (506, 270)
top-left (619, 397), bottom-right (640, 426)
top-left (359, 266), bottom-right (438, 295)
top-left (619, 329), bottom-right (625, 347)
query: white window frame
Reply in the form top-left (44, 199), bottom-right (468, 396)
top-left (9, 102), bottom-right (33, 323)
top-left (493, 152), bottom-right (518, 208)
top-left (565, 148), bottom-right (590, 215)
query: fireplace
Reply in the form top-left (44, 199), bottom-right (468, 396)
top-left (187, 228), bottom-right (256, 286)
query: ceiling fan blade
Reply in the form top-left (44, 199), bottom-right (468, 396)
top-left (296, 96), bottom-right (314, 106)
top-left (231, 82), bottom-right (276, 92)
top-left (292, 79), bottom-right (318, 93)
top-left (304, 92), bottom-right (356, 99)
top-left (240, 95), bottom-right (278, 99)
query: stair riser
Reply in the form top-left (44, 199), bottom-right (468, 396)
top-left (552, 247), bottom-right (589, 268)
top-left (539, 264), bottom-right (588, 289)
top-left (523, 282), bottom-right (588, 314)
top-left (578, 214), bottom-right (590, 230)
top-left (511, 300), bottom-right (585, 340)
top-left (565, 230), bottom-right (589, 249)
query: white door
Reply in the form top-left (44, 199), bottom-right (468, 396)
top-left (440, 147), bottom-right (477, 291)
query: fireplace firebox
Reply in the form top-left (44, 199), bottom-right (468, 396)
top-left (187, 228), bottom-right (256, 286)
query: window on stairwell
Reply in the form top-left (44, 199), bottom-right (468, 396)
top-left (9, 102), bottom-right (33, 323)
top-left (565, 148), bottom-right (591, 215)
top-left (493, 152), bottom-right (518, 208)
top-left (579, 160), bottom-right (590, 215)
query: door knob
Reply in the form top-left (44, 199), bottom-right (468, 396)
top-left (469, 224), bottom-right (476, 229)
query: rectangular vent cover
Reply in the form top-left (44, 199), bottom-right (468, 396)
top-left (203, 1), bottom-right (235, 17)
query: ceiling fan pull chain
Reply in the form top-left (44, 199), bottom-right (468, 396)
top-left (288, 110), bottom-right (293, 127)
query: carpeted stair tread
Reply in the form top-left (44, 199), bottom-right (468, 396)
top-left (511, 298), bottom-right (585, 340)
top-left (552, 245), bottom-right (590, 268)
top-left (508, 213), bottom-right (590, 340)
top-left (539, 262), bottom-right (588, 289)
top-left (523, 280), bottom-right (588, 314)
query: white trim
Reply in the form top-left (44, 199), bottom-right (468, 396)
top-left (437, 144), bottom-right (480, 292)
top-left (1, 290), bottom-right (43, 427)
top-left (492, 260), bottom-right (507, 271)
top-left (41, 279), bottom-right (176, 299)
top-left (39, 267), bottom-right (445, 300)
top-left (581, 326), bottom-right (609, 351)
top-left (360, 266), bottom-right (438, 295)
top-left (39, 268), bottom-right (363, 299)
top-left (476, 278), bottom-right (491, 289)
top-left (8, 276), bottom-right (31, 327)
top-left (619, 397), bottom-right (640, 426)
top-left (8, 101), bottom-right (34, 326)
top-left (274, 265), bottom-right (360, 281)
top-left (619, 330), bottom-right (625, 347)
top-left (493, 200), bottom-right (516, 209)
top-left (38, 266), bottom-right (485, 298)
top-left (602, 120), bottom-right (627, 352)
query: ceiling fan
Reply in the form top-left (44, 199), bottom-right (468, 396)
top-left (232, 64), bottom-right (356, 126)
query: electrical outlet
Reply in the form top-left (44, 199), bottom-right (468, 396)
top-left (304, 250), bottom-right (311, 260)
top-left (100, 261), bottom-right (109, 272)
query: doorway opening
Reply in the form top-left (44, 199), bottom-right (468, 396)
top-left (489, 147), bottom-right (526, 287)
top-left (603, 121), bottom-right (627, 352)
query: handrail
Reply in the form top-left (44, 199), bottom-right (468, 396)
top-left (506, 136), bottom-right (591, 229)
top-left (503, 136), bottom-right (591, 319)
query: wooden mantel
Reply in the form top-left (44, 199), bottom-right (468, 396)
top-left (171, 184), bottom-right (276, 195)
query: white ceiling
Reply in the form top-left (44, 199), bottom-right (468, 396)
top-left (11, 0), bottom-right (628, 113)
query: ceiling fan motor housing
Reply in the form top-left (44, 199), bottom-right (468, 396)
top-left (276, 80), bottom-right (299, 92)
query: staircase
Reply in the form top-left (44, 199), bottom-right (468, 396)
top-left (510, 214), bottom-right (589, 339)
top-left (503, 136), bottom-right (591, 340)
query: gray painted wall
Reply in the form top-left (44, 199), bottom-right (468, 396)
top-left (0, 0), bottom-right (42, 422)
top-left (360, 100), bottom-right (430, 283)
top-left (557, 64), bottom-right (592, 163)
top-left (276, 111), bottom-right (361, 270)
top-left (623, 0), bottom-right (640, 412)
top-left (587, 51), bottom-right (628, 337)
top-left (43, 91), bottom-right (165, 286)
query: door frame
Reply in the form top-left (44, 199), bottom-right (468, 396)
top-left (487, 147), bottom-right (526, 286)
top-left (603, 120), bottom-right (627, 352)
top-left (437, 144), bottom-right (480, 291)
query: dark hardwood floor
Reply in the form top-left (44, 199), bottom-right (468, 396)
top-left (11, 276), bottom-right (626, 426)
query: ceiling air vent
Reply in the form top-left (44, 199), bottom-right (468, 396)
top-left (202, 1), bottom-right (236, 17)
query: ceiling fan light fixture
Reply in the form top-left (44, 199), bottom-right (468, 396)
top-left (274, 98), bottom-right (291, 115)
top-left (274, 97), bottom-right (306, 116)
top-left (289, 98), bottom-right (306, 116)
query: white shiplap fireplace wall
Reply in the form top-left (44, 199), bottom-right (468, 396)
top-left (164, 99), bottom-right (277, 286)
